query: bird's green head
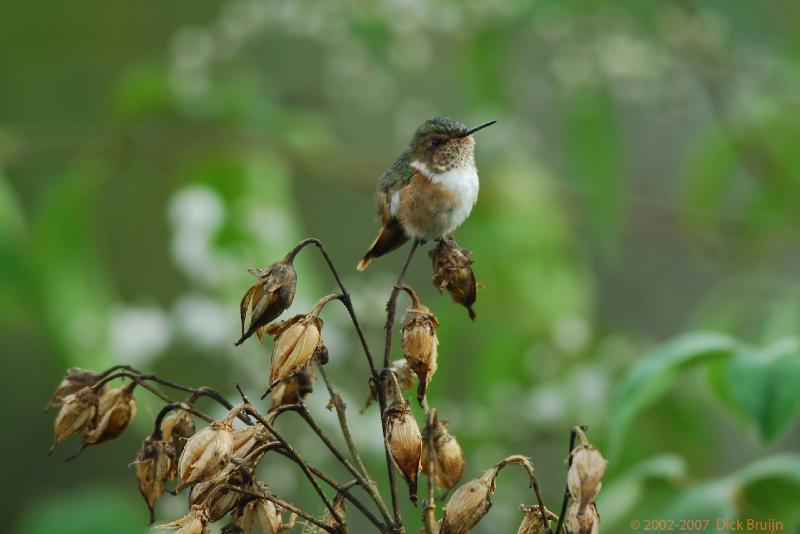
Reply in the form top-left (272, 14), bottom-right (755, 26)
top-left (408, 117), bottom-right (496, 175)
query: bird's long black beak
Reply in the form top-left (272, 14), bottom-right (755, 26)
top-left (461, 120), bottom-right (497, 137)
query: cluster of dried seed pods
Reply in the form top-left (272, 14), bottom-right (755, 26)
top-left (44, 237), bottom-right (607, 534)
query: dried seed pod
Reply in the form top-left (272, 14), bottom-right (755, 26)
top-left (49, 387), bottom-right (98, 454)
top-left (83, 385), bottom-right (137, 445)
top-left (236, 259), bottom-right (297, 346)
top-left (567, 445), bottom-right (607, 512)
top-left (135, 436), bottom-right (175, 521)
top-left (161, 408), bottom-right (196, 463)
top-left (266, 313), bottom-right (324, 388)
top-left (270, 364), bottom-right (315, 410)
top-left (421, 417), bottom-right (464, 492)
top-left (386, 401), bottom-right (422, 503)
top-left (516, 504), bottom-right (558, 534)
top-left (400, 292), bottom-right (439, 401)
top-left (177, 420), bottom-right (234, 489)
top-left (227, 482), bottom-right (289, 534)
top-left (158, 505), bottom-right (210, 534)
top-left (46, 368), bottom-right (103, 411)
top-left (363, 359), bottom-right (414, 412)
top-left (565, 501), bottom-right (600, 534)
top-left (189, 478), bottom-right (241, 522)
top-left (440, 467), bottom-right (499, 534)
top-left (430, 236), bottom-right (478, 320)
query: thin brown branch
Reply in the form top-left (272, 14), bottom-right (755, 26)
top-left (553, 425), bottom-right (587, 534)
top-left (285, 237), bottom-right (379, 377)
top-left (241, 405), bottom-right (344, 527)
top-left (422, 409), bottom-right (437, 534)
top-left (225, 485), bottom-right (338, 533)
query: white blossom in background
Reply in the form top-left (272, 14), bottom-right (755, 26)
top-left (172, 294), bottom-right (236, 349)
top-left (552, 314), bottom-right (591, 356)
top-left (108, 305), bottom-right (172, 365)
top-left (523, 384), bottom-right (566, 426)
top-left (168, 185), bottom-right (228, 285)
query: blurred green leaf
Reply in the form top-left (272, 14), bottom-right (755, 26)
top-left (16, 487), bottom-right (146, 534)
top-left (609, 332), bottom-right (740, 456)
top-left (659, 454), bottom-right (800, 529)
top-left (599, 454), bottom-right (687, 529)
top-left (563, 88), bottom-right (622, 254)
top-left (725, 338), bottom-right (800, 441)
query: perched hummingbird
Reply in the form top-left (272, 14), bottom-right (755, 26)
top-left (357, 117), bottom-right (495, 271)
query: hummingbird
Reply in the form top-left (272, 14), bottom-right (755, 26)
top-left (357, 117), bottom-right (495, 271)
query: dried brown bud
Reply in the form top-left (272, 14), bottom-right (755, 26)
top-left (421, 417), bottom-right (464, 492)
top-left (363, 359), bottom-right (414, 412)
top-left (231, 424), bottom-right (273, 462)
top-left (516, 504), bottom-right (558, 534)
top-left (430, 236), bottom-right (477, 320)
top-left (565, 501), bottom-right (600, 534)
top-left (83, 385), bottom-right (137, 445)
top-left (227, 482), bottom-right (294, 533)
top-left (266, 313), bottom-right (324, 387)
top-left (161, 408), bottom-right (196, 464)
top-left (177, 420), bottom-right (234, 489)
top-left (135, 436), bottom-right (175, 521)
top-left (567, 445), bottom-right (607, 512)
top-left (440, 467), bottom-right (499, 534)
top-left (158, 505), bottom-right (210, 534)
top-left (46, 368), bottom-right (104, 411)
top-left (386, 401), bottom-right (422, 503)
top-left (400, 295), bottom-right (439, 401)
top-left (270, 364), bottom-right (315, 410)
top-left (189, 477), bottom-right (241, 522)
top-left (49, 387), bottom-right (99, 454)
top-left (236, 259), bottom-right (297, 346)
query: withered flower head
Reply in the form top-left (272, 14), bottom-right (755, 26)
top-left (158, 505), bottom-right (210, 534)
top-left (516, 504), bottom-right (558, 534)
top-left (421, 417), bottom-right (464, 492)
top-left (440, 467), bottom-right (499, 534)
top-left (46, 368), bottom-right (104, 411)
top-left (236, 259), bottom-right (297, 346)
top-left (177, 419), bottom-right (234, 490)
top-left (189, 473), bottom-right (242, 522)
top-left (567, 444), bottom-right (607, 512)
top-left (363, 359), bottom-right (414, 412)
top-left (565, 501), bottom-right (600, 534)
top-left (231, 424), bottom-right (273, 462)
top-left (430, 236), bottom-right (478, 320)
top-left (400, 289), bottom-right (439, 402)
top-left (270, 364), bottom-right (315, 410)
top-left (161, 408), bottom-right (196, 463)
top-left (385, 401), bottom-right (422, 503)
top-left (49, 386), bottom-right (99, 454)
top-left (266, 296), bottom-right (330, 388)
top-left (227, 482), bottom-right (293, 534)
top-left (83, 384), bottom-right (137, 445)
top-left (135, 436), bottom-right (175, 522)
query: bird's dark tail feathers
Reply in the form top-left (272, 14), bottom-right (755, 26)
top-left (357, 220), bottom-right (408, 271)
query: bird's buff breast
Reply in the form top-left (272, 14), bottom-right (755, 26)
top-left (394, 165), bottom-right (479, 240)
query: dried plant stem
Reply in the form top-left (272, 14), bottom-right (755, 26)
top-left (286, 237), bottom-right (379, 378)
top-left (492, 455), bottom-right (550, 529)
top-left (553, 425), bottom-right (588, 534)
top-left (379, 239), bottom-right (421, 531)
top-left (226, 485), bottom-right (337, 533)
top-left (241, 404), bottom-right (345, 527)
top-left (422, 409), bottom-right (437, 534)
top-left (279, 451), bottom-right (386, 530)
top-left (287, 403), bottom-right (394, 526)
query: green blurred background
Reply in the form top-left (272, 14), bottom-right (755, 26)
top-left (2, 0), bottom-right (800, 532)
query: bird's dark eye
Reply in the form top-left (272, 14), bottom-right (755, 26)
top-left (430, 138), bottom-right (443, 148)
